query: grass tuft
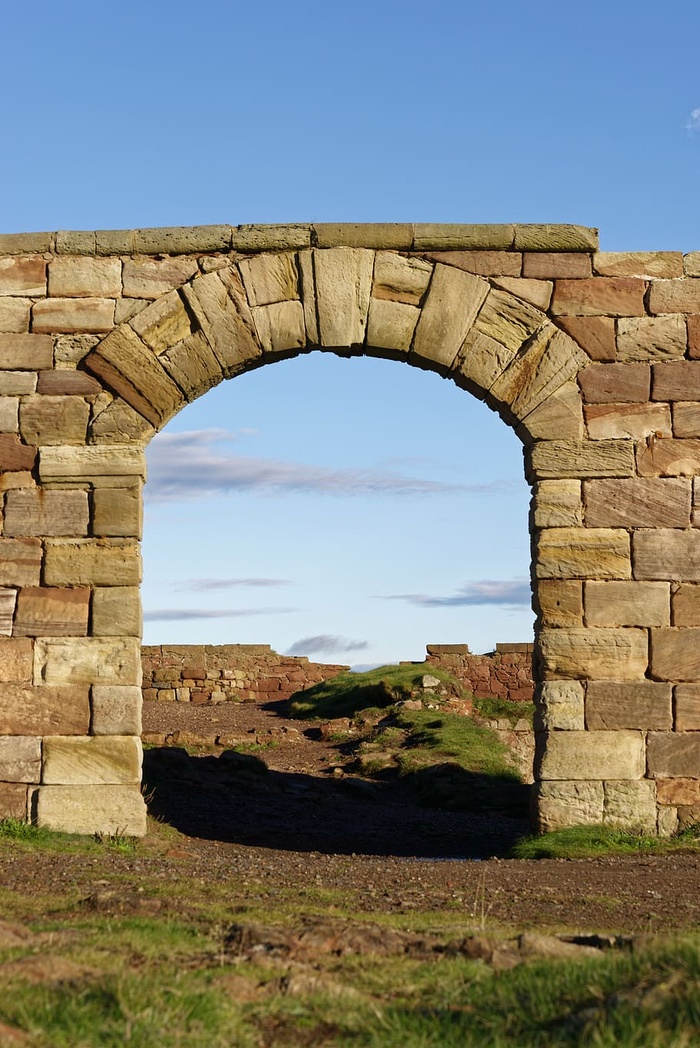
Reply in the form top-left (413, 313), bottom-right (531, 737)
top-left (511, 823), bottom-right (700, 860)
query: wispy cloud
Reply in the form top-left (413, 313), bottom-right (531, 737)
top-left (687, 107), bottom-right (700, 134)
top-left (143, 606), bottom-right (296, 622)
top-left (178, 578), bottom-right (292, 591)
top-left (381, 579), bottom-right (531, 608)
top-left (286, 635), bottom-right (370, 657)
top-left (146, 429), bottom-right (498, 501)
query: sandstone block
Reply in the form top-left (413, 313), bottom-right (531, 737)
top-left (0, 684), bottom-right (89, 734)
top-left (532, 480), bottom-right (582, 528)
top-left (36, 783), bottom-right (147, 835)
top-left (0, 638), bottom-right (33, 683)
top-left (672, 403), bottom-right (700, 438)
top-left (0, 232), bottom-right (51, 253)
top-left (312, 223), bottom-right (412, 249)
top-left (0, 783), bottom-right (27, 820)
top-left (366, 298), bottom-right (419, 353)
top-left (594, 252), bottom-right (683, 278)
top-left (413, 223), bottom-right (514, 251)
top-left (538, 627), bottom-right (647, 680)
top-left (230, 223), bottom-right (311, 252)
top-left (43, 735), bottom-right (141, 785)
top-left (91, 685), bottom-right (142, 735)
top-left (647, 732), bottom-right (700, 777)
top-left (89, 399), bottom-right (156, 445)
top-left (0, 470), bottom-right (34, 491)
top-left (533, 779), bottom-right (603, 832)
top-left (617, 315), bottom-right (686, 362)
top-left (586, 681), bottom-right (672, 730)
top-left (689, 315), bottom-right (700, 359)
top-left (38, 444), bottom-right (146, 481)
top-left (527, 439), bottom-right (635, 480)
top-left (534, 680), bottom-right (585, 730)
top-left (473, 287), bottom-right (543, 353)
top-left (0, 736), bottom-right (41, 782)
top-left (311, 248), bottom-right (373, 349)
top-left (685, 254), bottom-right (700, 276)
top-left (636, 438), bottom-right (700, 477)
top-left (584, 402), bottom-right (671, 440)
top-left (372, 252), bottom-right (432, 304)
top-left (584, 477), bottom-right (690, 528)
top-left (603, 779), bottom-right (657, 832)
top-left (238, 252), bottom-right (299, 306)
top-left (0, 372), bottom-right (36, 394)
top-left (36, 370), bottom-right (102, 395)
top-left (0, 298), bottom-right (30, 332)
top-left (32, 298), bottom-right (115, 334)
top-left (513, 224), bottom-right (598, 252)
top-left (48, 257), bottom-right (121, 298)
top-left (578, 363), bottom-right (649, 403)
top-left (522, 252), bottom-right (591, 279)
top-left (453, 329), bottom-right (518, 394)
top-left (584, 581), bottom-right (670, 627)
top-left (158, 330), bottom-right (223, 400)
top-left (0, 434), bottom-right (36, 471)
top-left (674, 685), bottom-right (700, 730)
top-left (53, 333), bottom-right (100, 368)
top-left (535, 527), bottom-right (630, 579)
top-left (133, 224), bottom-right (231, 255)
top-left (653, 360), bottom-right (700, 402)
top-left (19, 395), bottom-right (89, 445)
top-left (14, 587), bottom-right (90, 637)
top-left (648, 279), bottom-right (700, 314)
top-left (534, 580), bottom-right (583, 627)
top-left (517, 382), bottom-right (584, 441)
top-left (556, 316), bottom-right (616, 362)
top-left (672, 585), bottom-right (700, 626)
top-left (84, 325), bottom-right (184, 427)
top-left (0, 538), bottom-right (41, 586)
top-left (0, 256), bottom-right (46, 296)
top-left (182, 269), bottom-right (262, 376)
top-left (492, 276), bottom-right (552, 310)
top-left (656, 777), bottom-right (700, 805)
top-left (251, 301), bottom-right (306, 356)
top-left (634, 530), bottom-right (700, 581)
top-left (650, 628), bottom-right (700, 681)
top-left (412, 265), bottom-right (489, 369)
top-left (490, 327), bottom-right (588, 421)
top-left (551, 278), bottom-right (645, 317)
top-left (0, 589), bottom-right (16, 636)
top-left (122, 257), bottom-right (198, 299)
top-left (130, 290), bottom-right (193, 353)
top-left (44, 540), bottom-right (140, 587)
top-left (91, 587), bottom-right (142, 637)
top-left (92, 484), bottom-right (142, 538)
top-left (422, 250), bottom-right (521, 277)
top-left (34, 636), bottom-right (141, 686)
top-left (537, 730), bottom-right (645, 780)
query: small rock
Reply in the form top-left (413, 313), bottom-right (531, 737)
top-left (421, 675), bottom-right (441, 689)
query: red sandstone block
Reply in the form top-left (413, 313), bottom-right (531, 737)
top-left (523, 253), bottom-right (592, 279)
top-left (688, 316), bottom-right (700, 359)
top-left (0, 333), bottom-right (53, 370)
top-left (557, 316), bottom-right (616, 361)
top-left (0, 434), bottom-right (36, 471)
top-left (37, 370), bottom-right (102, 395)
top-left (551, 277), bottom-right (646, 317)
top-left (422, 251), bottom-right (521, 276)
top-left (652, 361), bottom-right (700, 401)
top-left (578, 363), bottom-right (650, 403)
top-left (0, 256), bottom-right (46, 296)
top-left (182, 665), bottom-right (207, 680)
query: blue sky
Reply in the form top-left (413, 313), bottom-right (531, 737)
top-left (3, 1), bottom-right (700, 665)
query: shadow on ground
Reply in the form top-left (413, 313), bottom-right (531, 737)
top-left (143, 747), bottom-right (529, 859)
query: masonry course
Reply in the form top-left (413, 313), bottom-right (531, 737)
top-left (0, 222), bottom-right (699, 837)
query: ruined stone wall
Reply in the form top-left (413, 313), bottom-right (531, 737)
top-left (425, 643), bottom-right (534, 703)
top-left (141, 644), bottom-right (349, 704)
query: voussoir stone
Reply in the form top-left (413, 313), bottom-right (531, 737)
top-left (413, 265), bottom-right (489, 369)
top-left (372, 252), bottom-right (432, 305)
top-left (538, 627), bottom-right (648, 680)
top-left (537, 730), bottom-right (645, 780)
top-left (36, 784), bottom-right (147, 836)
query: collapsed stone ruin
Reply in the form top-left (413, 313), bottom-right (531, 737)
top-left (1, 221), bottom-right (699, 836)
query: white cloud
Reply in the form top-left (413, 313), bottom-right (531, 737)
top-left (381, 578), bottom-right (531, 608)
top-left (286, 634), bottom-right (370, 656)
top-left (143, 606), bottom-right (296, 622)
top-left (179, 578), bottom-right (292, 591)
top-left (145, 429), bottom-right (502, 501)
top-left (686, 108), bottom-right (700, 134)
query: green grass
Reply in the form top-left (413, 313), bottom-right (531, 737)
top-left (473, 693), bottom-right (535, 724)
top-left (512, 823), bottom-right (700, 859)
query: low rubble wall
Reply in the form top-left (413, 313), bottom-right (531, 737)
top-left (424, 643), bottom-right (534, 703)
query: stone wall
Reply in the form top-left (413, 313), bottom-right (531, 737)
top-left (425, 643), bottom-right (534, 703)
top-left (2, 221), bottom-right (700, 836)
top-left (141, 644), bottom-right (349, 704)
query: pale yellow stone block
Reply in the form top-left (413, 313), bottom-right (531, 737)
top-left (182, 269), bottom-right (262, 376)
top-left (92, 484), bottom-right (142, 538)
top-left (48, 257), bottom-right (121, 298)
top-left (474, 287), bottom-right (543, 352)
top-left (584, 581), bottom-right (670, 627)
top-left (251, 301), bottom-right (306, 355)
top-left (19, 395), bottom-right (90, 445)
top-left (538, 730), bottom-right (645, 780)
top-left (617, 315), bottom-right (687, 361)
top-left (490, 327), bottom-right (588, 420)
top-left (91, 587), bottom-right (142, 637)
top-left (32, 298), bottom-right (115, 334)
top-left (532, 480), bottom-right (582, 528)
top-left (366, 298), bottom-right (419, 352)
top-left (34, 636), bottom-right (141, 686)
top-left (372, 252), bottom-right (432, 305)
top-left (535, 680), bottom-right (585, 730)
top-left (535, 527), bottom-right (630, 579)
top-left (534, 780), bottom-right (604, 831)
top-left (44, 540), bottom-right (141, 587)
top-left (238, 252), bottom-right (299, 306)
top-left (535, 579), bottom-right (583, 627)
top-left (38, 444), bottom-right (146, 481)
top-left (412, 264), bottom-right (488, 368)
top-left (91, 686), bottom-right (142, 735)
top-left (492, 276), bottom-right (552, 311)
top-left (130, 290), bottom-right (192, 353)
top-left (122, 257), bottom-right (198, 299)
top-left (538, 627), bottom-right (648, 679)
top-left (43, 735), bottom-right (141, 785)
top-left (518, 382), bottom-right (584, 441)
top-left (603, 780), bottom-right (657, 832)
top-left (313, 247), bottom-right (373, 348)
top-left (585, 403), bottom-right (672, 440)
top-left (36, 784), bottom-right (147, 835)
top-left (528, 439), bottom-right (635, 480)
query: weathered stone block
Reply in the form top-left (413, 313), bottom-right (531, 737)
top-left (584, 402), bottom-right (671, 440)
top-left (557, 316), bottom-right (616, 362)
top-left (412, 265), bottom-right (488, 368)
top-left (38, 444), bottom-right (146, 481)
top-left (36, 784), bottom-right (147, 836)
top-left (0, 298), bottom-right (30, 332)
top-left (55, 230), bottom-right (96, 254)
top-left (513, 225), bottom-right (597, 252)
top-left (19, 395), bottom-right (90, 445)
top-left (122, 257), bottom-right (198, 299)
top-left (91, 685), bottom-right (142, 735)
top-left (372, 252), bottom-right (432, 304)
top-left (413, 223), bottom-right (514, 251)
top-left (53, 333), bottom-right (99, 368)
top-left (603, 780), bottom-right (657, 832)
top-left (538, 627), bottom-right (647, 680)
top-left (594, 252), bottom-right (683, 278)
top-left (518, 382), bottom-right (584, 442)
top-left (0, 783), bottom-right (27, 820)
top-left (533, 779), bottom-right (603, 831)
top-left (36, 370), bottom-right (102, 395)
top-left (528, 440), bottom-right (635, 480)
top-left (91, 587), bottom-right (142, 637)
top-left (656, 777), bottom-right (700, 805)
top-left (586, 681), bottom-right (672, 729)
top-left (636, 438), bottom-right (700, 477)
top-left (14, 587), bottom-right (90, 637)
top-left (689, 316), bottom-right (700, 359)
top-left (0, 638), bottom-right (33, 683)
top-left (674, 685), bottom-right (700, 730)
top-left (647, 732), bottom-right (700, 777)
top-left (534, 580), bottom-right (583, 627)
top-left (584, 477), bottom-right (690, 528)
top-left (538, 730), bottom-right (645, 779)
top-left (490, 327), bottom-right (587, 421)
top-left (578, 363), bottom-right (649, 403)
top-left (672, 403), bottom-right (700, 438)
top-left (0, 434), bottom-right (36, 471)
top-left (617, 315), bottom-right (686, 361)
top-left (653, 360), bottom-right (700, 402)
top-left (523, 253), bottom-right (592, 279)
top-left (492, 276), bottom-right (552, 310)
top-left (0, 736), bottom-right (41, 782)
top-left (0, 684), bottom-right (89, 734)
top-left (551, 278), bottom-right (646, 317)
top-left (366, 298), bottom-right (419, 353)
top-left (648, 279), bottom-right (700, 314)
top-left (672, 585), bottom-right (700, 626)
top-left (251, 301), bottom-right (306, 356)
top-left (0, 372), bottom-right (37, 394)
top-left (0, 538), bottom-right (41, 586)
top-left (130, 290), bottom-right (192, 353)
top-left (422, 250), bottom-right (521, 277)
top-left (230, 223), bottom-right (310, 252)
top-left (535, 527), bottom-right (630, 579)
top-left (48, 258), bottom-right (121, 298)
top-left (43, 735), bottom-right (142, 785)
top-left (474, 287), bottom-right (543, 352)
top-left (32, 298), bottom-right (115, 334)
top-left (92, 485), bottom-right (142, 539)
top-left (182, 269), bottom-right (262, 377)
top-left (584, 581), bottom-right (670, 627)
top-left (238, 252), bottom-right (299, 306)
top-left (532, 480), bottom-right (582, 528)
top-left (453, 329), bottom-right (518, 394)
top-left (0, 589), bottom-right (16, 636)
top-left (0, 256), bottom-right (46, 296)
top-left (309, 247), bottom-right (373, 349)
top-left (34, 636), bottom-right (141, 686)
top-left (89, 398), bottom-right (156, 445)
top-left (134, 224), bottom-right (231, 255)
top-left (44, 540), bottom-right (140, 587)
top-left (535, 680), bottom-right (585, 730)
top-left (650, 628), bottom-right (700, 681)
top-left (634, 530), bottom-right (700, 581)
